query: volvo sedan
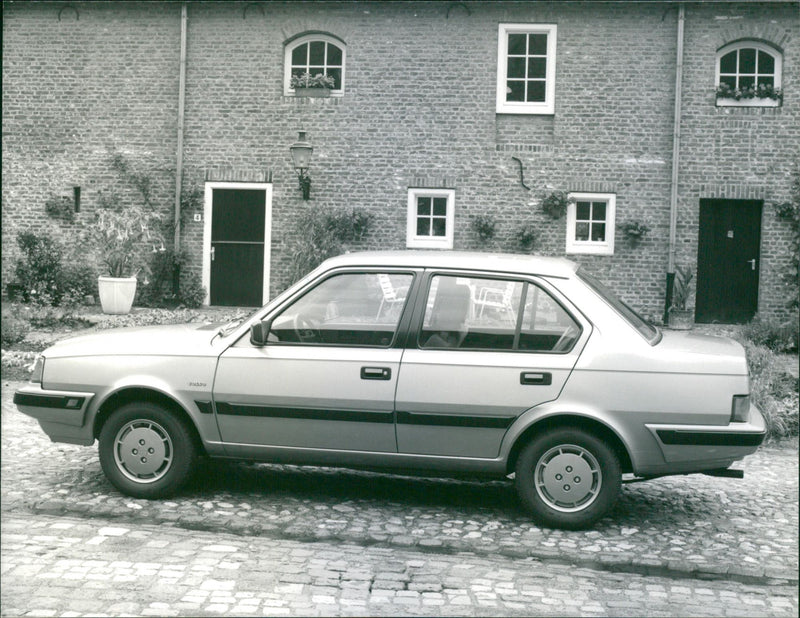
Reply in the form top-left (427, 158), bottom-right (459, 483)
top-left (14, 251), bottom-right (765, 528)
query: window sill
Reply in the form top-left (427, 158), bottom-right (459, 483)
top-left (566, 245), bottom-right (614, 256)
top-left (715, 97), bottom-right (781, 108)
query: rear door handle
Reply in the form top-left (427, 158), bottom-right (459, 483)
top-left (361, 367), bottom-right (391, 380)
top-left (521, 372), bottom-right (552, 385)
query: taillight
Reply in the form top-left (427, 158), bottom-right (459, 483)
top-left (731, 395), bottom-right (750, 423)
top-left (29, 355), bottom-right (44, 384)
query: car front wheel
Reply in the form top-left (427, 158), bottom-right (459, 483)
top-left (515, 428), bottom-right (621, 529)
top-left (98, 402), bottom-right (197, 499)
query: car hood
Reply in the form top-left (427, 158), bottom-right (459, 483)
top-left (42, 323), bottom-right (223, 359)
top-left (654, 330), bottom-right (749, 375)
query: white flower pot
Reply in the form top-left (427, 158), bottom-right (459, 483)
top-left (98, 276), bottom-right (137, 315)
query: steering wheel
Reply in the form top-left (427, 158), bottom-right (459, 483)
top-left (553, 325), bottom-right (579, 352)
top-left (292, 314), bottom-right (321, 343)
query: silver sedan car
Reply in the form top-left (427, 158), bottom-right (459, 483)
top-left (14, 251), bottom-right (765, 528)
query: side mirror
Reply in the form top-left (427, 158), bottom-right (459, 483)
top-left (250, 321), bottom-right (271, 346)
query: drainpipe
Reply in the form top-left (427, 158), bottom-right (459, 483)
top-left (665, 2), bottom-right (685, 323)
top-left (173, 2), bottom-right (188, 293)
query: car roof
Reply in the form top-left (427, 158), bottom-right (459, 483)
top-left (322, 251), bottom-right (580, 279)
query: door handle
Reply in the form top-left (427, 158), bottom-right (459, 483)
top-left (521, 372), bottom-right (552, 386)
top-left (211, 246), bottom-right (216, 262)
top-left (747, 259), bottom-right (756, 271)
top-left (361, 367), bottom-right (391, 380)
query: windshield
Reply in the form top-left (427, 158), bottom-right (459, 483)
top-left (577, 268), bottom-right (661, 344)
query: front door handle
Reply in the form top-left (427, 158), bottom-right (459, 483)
top-left (211, 246), bottom-right (216, 262)
top-left (747, 259), bottom-right (756, 271)
top-left (361, 367), bottom-right (391, 380)
top-left (521, 372), bottom-right (552, 385)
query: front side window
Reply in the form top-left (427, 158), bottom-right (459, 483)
top-left (269, 272), bottom-right (412, 346)
top-left (566, 193), bottom-right (616, 255)
top-left (716, 41), bottom-right (782, 106)
top-left (284, 34), bottom-right (345, 96)
top-left (420, 275), bottom-right (580, 353)
top-left (496, 24), bottom-right (557, 114)
top-left (406, 189), bottom-right (454, 249)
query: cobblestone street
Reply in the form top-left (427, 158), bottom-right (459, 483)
top-left (2, 380), bottom-right (798, 616)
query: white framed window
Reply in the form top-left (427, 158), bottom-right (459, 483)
top-left (496, 24), bottom-right (557, 115)
top-left (716, 41), bottom-right (782, 107)
top-left (406, 188), bottom-right (455, 249)
top-left (566, 193), bottom-right (616, 255)
top-left (284, 33), bottom-right (346, 96)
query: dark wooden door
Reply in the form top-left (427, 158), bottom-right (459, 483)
top-left (210, 188), bottom-right (266, 306)
top-left (695, 199), bottom-right (762, 324)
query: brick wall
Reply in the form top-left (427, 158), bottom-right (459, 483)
top-left (3, 1), bottom-right (798, 322)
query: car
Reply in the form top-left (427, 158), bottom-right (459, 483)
top-left (14, 251), bottom-right (766, 528)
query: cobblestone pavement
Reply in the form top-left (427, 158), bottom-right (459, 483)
top-left (3, 512), bottom-right (797, 617)
top-left (2, 380), bottom-right (798, 616)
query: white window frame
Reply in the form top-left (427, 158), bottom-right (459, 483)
top-left (496, 24), bottom-right (557, 115)
top-left (566, 192), bottom-right (616, 256)
top-left (284, 34), bottom-right (346, 97)
top-left (406, 188), bottom-right (455, 250)
top-left (715, 40), bottom-right (782, 108)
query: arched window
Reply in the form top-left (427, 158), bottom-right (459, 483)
top-left (716, 41), bottom-right (782, 106)
top-left (284, 34), bottom-right (345, 96)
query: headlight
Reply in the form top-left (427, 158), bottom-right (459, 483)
top-left (731, 394), bottom-right (750, 423)
top-left (29, 355), bottom-right (44, 384)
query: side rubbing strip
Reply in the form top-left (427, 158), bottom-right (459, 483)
top-left (195, 401), bottom-right (214, 415)
top-left (656, 429), bottom-right (765, 447)
top-left (13, 393), bottom-right (85, 410)
top-left (215, 402), bottom-right (394, 424)
top-left (396, 411), bottom-right (515, 429)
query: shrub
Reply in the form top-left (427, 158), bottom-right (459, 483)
top-left (59, 263), bottom-right (98, 300)
top-left (741, 314), bottom-right (799, 353)
top-left (178, 275), bottom-right (207, 309)
top-left (743, 341), bottom-right (799, 441)
top-left (1, 311), bottom-right (30, 347)
top-left (13, 230), bottom-right (64, 304)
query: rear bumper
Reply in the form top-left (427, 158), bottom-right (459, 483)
top-left (13, 385), bottom-right (96, 446)
top-left (642, 403), bottom-right (766, 473)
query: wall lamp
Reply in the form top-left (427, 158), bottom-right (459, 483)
top-left (289, 130), bottom-right (313, 200)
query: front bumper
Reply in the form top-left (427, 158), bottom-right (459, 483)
top-left (644, 403), bottom-right (766, 469)
top-left (14, 384), bottom-right (96, 446)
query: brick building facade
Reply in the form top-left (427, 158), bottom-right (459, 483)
top-left (3, 1), bottom-right (798, 322)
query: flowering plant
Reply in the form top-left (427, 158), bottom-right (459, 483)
top-left (290, 72), bottom-right (336, 90)
top-left (716, 82), bottom-right (783, 102)
top-left (89, 205), bottom-right (165, 278)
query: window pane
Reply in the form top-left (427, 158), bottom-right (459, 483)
top-left (720, 51), bottom-right (737, 74)
top-left (327, 68), bottom-right (342, 89)
top-left (759, 76), bottom-right (774, 88)
top-left (527, 80), bottom-right (546, 102)
top-left (433, 197), bottom-right (447, 216)
top-left (576, 202), bottom-right (591, 220)
top-left (528, 57), bottom-right (547, 79)
top-left (720, 75), bottom-right (736, 89)
top-left (520, 285), bottom-right (580, 352)
top-left (592, 202), bottom-right (606, 220)
top-left (506, 80), bottom-right (525, 102)
top-left (417, 217), bottom-right (430, 236)
top-left (758, 50), bottom-right (774, 74)
top-left (739, 48), bottom-right (756, 74)
top-left (591, 223), bottom-right (606, 241)
top-left (422, 276), bottom-right (522, 350)
top-left (292, 43), bottom-right (307, 65)
top-left (508, 33), bottom-right (527, 55)
top-left (417, 197), bottom-right (431, 215)
top-left (739, 75), bottom-right (755, 88)
top-left (327, 44), bottom-right (343, 66)
top-left (309, 41), bottom-right (325, 65)
top-left (432, 218), bottom-right (447, 237)
top-left (269, 273), bottom-right (413, 346)
top-left (529, 33), bottom-right (548, 56)
top-left (575, 222), bottom-right (590, 241)
top-left (507, 57), bottom-right (526, 78)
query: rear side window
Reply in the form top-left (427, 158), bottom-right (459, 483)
top-left (419, 274), bottom-right (580, 353)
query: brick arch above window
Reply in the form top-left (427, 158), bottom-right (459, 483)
top-left (715, 40), bottom-right (783, 107)
top-left (284, 32), bottom-right (346, 97)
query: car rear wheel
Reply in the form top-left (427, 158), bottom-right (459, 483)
top-left (98, 402), bottom-right (197, 499)
top-left (515, 428), bottom-right (621, 529)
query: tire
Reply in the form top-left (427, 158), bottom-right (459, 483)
top-left (98, 402), bottom-right (197, 499)
top-left (515, 428), bottom-right (621, 529)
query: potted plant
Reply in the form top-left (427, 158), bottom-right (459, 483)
top-left (715, 83), bottom-right (783, 107)
top-left (89, 205), bottom-right (165, 314)
top-left (290, 72), bottom-right (336, 97)
top-left (540, 190), bottom-right (572, 220)
top-left (620, 220), bottom-right (651, 245)
top-left (668, 264), bottom-right (694, 330)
